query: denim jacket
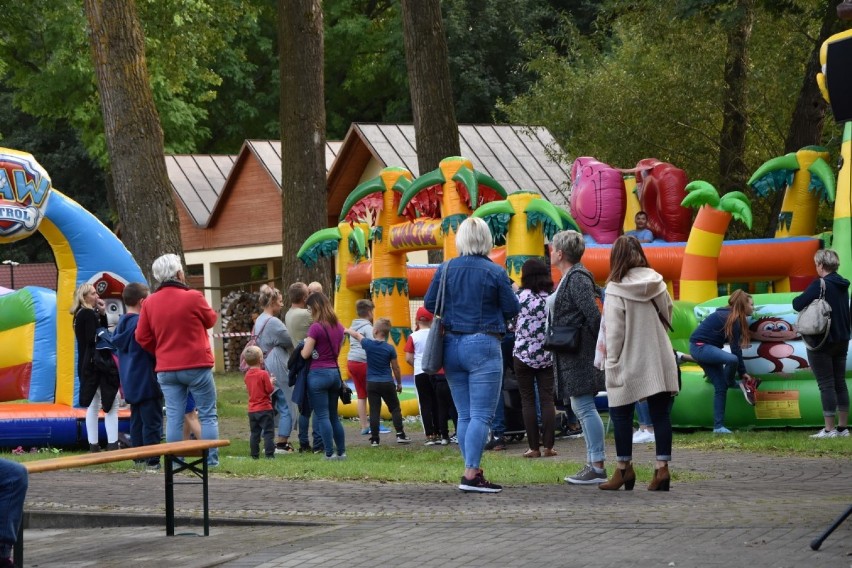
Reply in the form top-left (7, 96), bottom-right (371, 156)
top-left (424, 255), bottom-right (520, 334)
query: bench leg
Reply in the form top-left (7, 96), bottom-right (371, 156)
top-left (13, 516), bottom-right (23, 568)
top-left (202, 450), bottom-right (210, 537)
top-left (165, 454), bottom-right (175, 536)
top-left (163, 450), bottom-right (211, 537)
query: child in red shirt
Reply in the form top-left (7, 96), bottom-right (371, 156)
top-left (243, 346), bottom-right (276, 459)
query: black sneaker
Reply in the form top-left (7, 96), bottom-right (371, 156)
top-left (484, 436), bottom-right (506, 451)
top-left (275, 442), bottom-right (294, 454)
top-left (458, 472), bottom-right (503, 493)
top-left (370, 439), bottom-right (380, 447)
top-left (396, 433), bottom-right (412, 444)
top-left (312, 445), bottom-right (325, 454)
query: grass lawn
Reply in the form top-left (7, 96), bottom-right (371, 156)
top-left (4, 371), bottom-right (850, 485)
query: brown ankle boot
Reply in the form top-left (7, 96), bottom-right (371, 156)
top-left (647, 464), bottom-right (670, 491)
top-left (599, 462), bottom-right (635, 490)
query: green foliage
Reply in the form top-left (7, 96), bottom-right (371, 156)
top-left (0, 0), bottom-right (264, 162)
top-left (499, 0), bottom-right (823, 240)
top-left (324, 0), bottom-right (410, 139)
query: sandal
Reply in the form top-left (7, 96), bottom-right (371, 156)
top-left (523, 449), bottom-right (541, 458)
top-left (542, 448), bottom-right (558, 457)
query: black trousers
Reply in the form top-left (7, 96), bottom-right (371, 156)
top-left (249, 410), bottom-right (275, 458)
top-left (433, 375), bottom-right (457, 438)
top-left (368, 381), bottom-right (404, 441)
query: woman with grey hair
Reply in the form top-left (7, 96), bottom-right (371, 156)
top-left (424, 217), bottom-right (520, 493)
top-left (548, 230), bottom-right (608, 484)
top-left (793, 249), bottom-right (851, 438)
top-left (136, 253), bottom-right (221, 465)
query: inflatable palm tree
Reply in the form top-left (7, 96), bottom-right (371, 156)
top-left (680, 181), bottom-right (753, 303)
top-left (396, 156), bottom-right (507, 258)
top-left (748, 146), bottom-right (835, 237)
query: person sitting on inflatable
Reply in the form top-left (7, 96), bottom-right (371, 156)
top-left (625, 211), bottom-right (654, 243)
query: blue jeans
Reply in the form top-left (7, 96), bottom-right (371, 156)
top-left (690, 342), bottom-right (739, 429)
top-left (610, 392), bottom-right (674, 462)
top-left (158, 367), bottom-right (220, 466)
top-left (635, 399), bottom-right (651, 426)
top-left (444, 332), bottom-right (503, 470)
top-left (130, 397), bottom-right (163, 466)
top-left (571, 393), bottom-right (606, 463)
top-left (272, 388), bottom-right (293, 438)
top-left (307, 367), bottom-right (346, 457)
top-left (0, 459), bottom-right (27, 552)
top-left (298, 413), bottom-right (322, 449)
top-left (491, 377), bottom-right (506, 436)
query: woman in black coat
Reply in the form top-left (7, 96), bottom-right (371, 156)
top-left (72, 283), bottom-right (120, 452)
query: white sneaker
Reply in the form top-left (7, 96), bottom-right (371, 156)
top-left (836, 429), bottom-right (850, 437)
top-left (632, 429), bottom-right (655, 444)
top-left (810, 429), bottom-right (838, 439)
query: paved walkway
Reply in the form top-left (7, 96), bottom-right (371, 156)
top-left (20, 436), bottom-right (852, 567)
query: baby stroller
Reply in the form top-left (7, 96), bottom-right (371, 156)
top-left (500, 360), bottom-right (526, 442)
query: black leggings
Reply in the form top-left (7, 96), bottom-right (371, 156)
top-left (608, 391), bottom-right (674, 462)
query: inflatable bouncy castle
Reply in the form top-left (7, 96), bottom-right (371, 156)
top-left (0, 148), bottom-right (143, 447)
top-left (300, 129), bottom-right (848, 428)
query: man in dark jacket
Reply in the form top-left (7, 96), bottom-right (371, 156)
top-left (112, 282), bottom-right (163, 468)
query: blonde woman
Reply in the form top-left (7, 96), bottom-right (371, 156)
top-left (255, 284), bottom-right (296, 452)
top-left (71, 283), bottom-right (120, 452)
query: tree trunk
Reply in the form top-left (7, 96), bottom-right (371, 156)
top-left (761, 0), bottom-right (844, 237)
top-left (83, 0), bottom-right (184, 286)
top-left (279, 0), bottom-right (332, 292)
top-left (401, 0), bottom-right (460, 263)
top-left (718, 0), bottom-right (755, 196)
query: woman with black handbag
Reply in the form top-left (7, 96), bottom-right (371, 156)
top-left (792, 249), bottom-right (851, 439)
top-left (300, 292), bottom-right (347, 460)
top-left (548, 230), bottom-right (609, 485)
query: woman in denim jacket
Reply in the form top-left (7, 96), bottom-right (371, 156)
top-left (424, 217), bottom-right (520, 493)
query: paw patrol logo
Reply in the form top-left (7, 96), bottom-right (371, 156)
top-left (0, 149), bottom-right (52, 243)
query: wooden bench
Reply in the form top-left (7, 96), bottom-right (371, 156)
top-left (14, 439), bottom-right (230, 567)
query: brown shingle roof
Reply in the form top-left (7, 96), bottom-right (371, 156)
top-left (166, 140), bottom-right (342, 228)
top-left (0, 263), bottom-right (57, 290)
top-left (165, 124), bottom-right (569, 230)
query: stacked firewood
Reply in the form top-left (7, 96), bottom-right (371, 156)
top-left (220, 290), bottom-right (259, 371)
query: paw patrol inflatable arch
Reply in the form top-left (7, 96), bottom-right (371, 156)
top-left (0, 148), bottom-right (144, 446)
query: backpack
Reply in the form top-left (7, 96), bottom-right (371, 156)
top-left (796, 278), bottom-right (831, 350)
top-left (94, 327), bottom-right (120, 377)
top-left (239, 317), bottom-right (272, 372)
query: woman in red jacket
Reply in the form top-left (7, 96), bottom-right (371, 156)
top-left (135, 253), bottom-right (220, 466)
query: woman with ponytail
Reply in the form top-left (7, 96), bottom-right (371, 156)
top-left (689, 289), bottom-right (757, 433)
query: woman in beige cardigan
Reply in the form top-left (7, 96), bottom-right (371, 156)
top-left (599, 236), bottom-right (680, 491)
